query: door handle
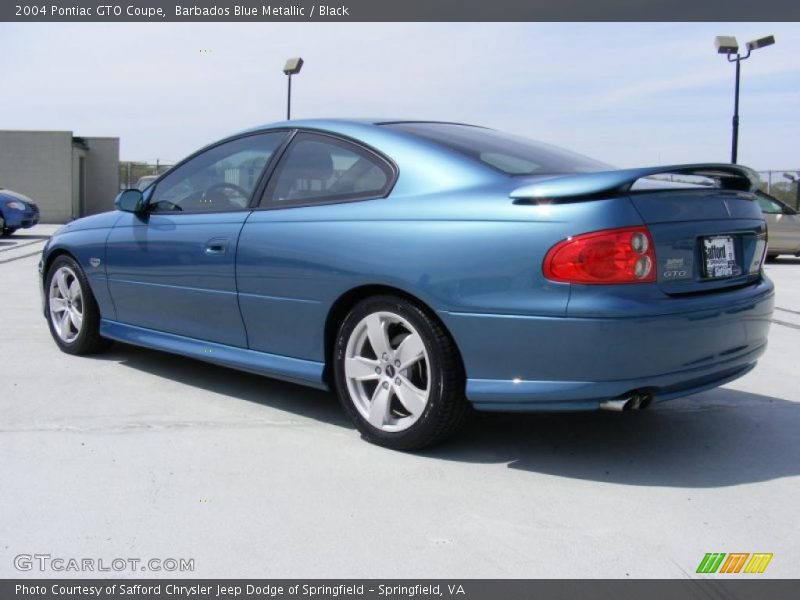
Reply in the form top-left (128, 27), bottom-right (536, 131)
top-left (204, 238), bottom-right (229, 255)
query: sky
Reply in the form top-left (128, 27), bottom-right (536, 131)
top-left (0, 22), bottom-right (798, 170)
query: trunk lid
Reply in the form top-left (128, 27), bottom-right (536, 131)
top-left (509, 164), bottom-right (767, 295)
top-left (628, 188), bottom-right (766, 295)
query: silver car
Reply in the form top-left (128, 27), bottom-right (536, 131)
top-left (134, 175), bottom-right (159, 191)
top-left (756, 192), bottom-right (800, 258)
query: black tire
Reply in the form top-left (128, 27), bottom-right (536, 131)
top-left (765, 254), bottom-right (779, 262)
top-left (45, 255), bottom-right (112, 355)
top-left (333, 295), bottom-right (470, 450)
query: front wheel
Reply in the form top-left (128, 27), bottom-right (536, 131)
top-left (45, 255), bottom-right (111, 355)
top-left (333, 295), bottom-right (470, 450)
top-left (1, 215), bottom-right (15, 236)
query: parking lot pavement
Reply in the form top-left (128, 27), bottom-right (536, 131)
top-left (1, 225), bottom-right (798, 579)
top-left (0, 225), bottom-right (59, 264)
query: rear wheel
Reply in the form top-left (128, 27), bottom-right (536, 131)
top-left (45, 255), bottom-right (111, 355)
top-left (333, 295), bottom-right (470, 450)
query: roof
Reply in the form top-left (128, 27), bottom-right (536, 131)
top-left (239, 118), bottom-right (485, 135)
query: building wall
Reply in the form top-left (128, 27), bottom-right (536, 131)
top-left (71, 147), bottom-right (87, 219)
top-left (0, 131), bottom-right (73, 223)
top-left (0, 131), bottom-right (120, 223)
top-left (83, 137), bottom-right (120, 216)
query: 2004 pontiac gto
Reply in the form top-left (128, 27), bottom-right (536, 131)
top-left (39, 120), bottom-right (774, 449)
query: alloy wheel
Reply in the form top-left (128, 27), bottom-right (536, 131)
top-left (343, 311), bottom-right (431, 432)
top-left (49, 266), bottom-right (84, 343)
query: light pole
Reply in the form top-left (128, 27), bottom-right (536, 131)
top-left (784, 172), bottom-right (800, 210)
top-left (715, 35), bottom-right (775, 164)
top-left (283, 57), bottom-right (304, 120)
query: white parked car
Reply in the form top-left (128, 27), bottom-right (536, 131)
top-left (134, 175), bottom-right (159, 191)
top-left (756, 192), bottom-right (800, 259)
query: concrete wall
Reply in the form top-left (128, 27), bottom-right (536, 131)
top-left (0, 131), bottom-right (73, 223)
top-left (0, 131), bottom-right (120, 223)
top-left (71, 147), bottom-right (86, 219)
top-left (83, 137), bottom-right (120, 216)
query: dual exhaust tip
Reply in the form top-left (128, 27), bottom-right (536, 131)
top-left (599, 392), bottom-right (652, 412)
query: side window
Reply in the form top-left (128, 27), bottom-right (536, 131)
top-left (264, 133), bottom-right (393, 206)
top-left (756, 194), bottom-right (783, 215)
top-left (149, 132), bottom-right (286, 213)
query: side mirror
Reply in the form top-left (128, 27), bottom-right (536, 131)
top-left (114, 189), bottom-right (146, 214)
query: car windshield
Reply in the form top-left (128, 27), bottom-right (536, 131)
top-left (382, 122), bottom-right (611, 176)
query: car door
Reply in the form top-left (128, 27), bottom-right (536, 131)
top-left (236, 131), bottom-right (396, 361)
top-left (757, 193), bottom-right (796, 254)
top-left (778, 209), bottom-right (800, 254)
top-left (106, 132), bottom-right (288, 347)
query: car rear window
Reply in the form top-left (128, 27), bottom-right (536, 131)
top-left (382, 122), bottom-right (610, 176)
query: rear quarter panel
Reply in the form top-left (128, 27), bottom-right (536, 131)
top-left (236, 189), bottom-right (647, 362)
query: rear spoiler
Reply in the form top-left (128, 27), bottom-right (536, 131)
top-left (509, 163), bottom-right (758, 203)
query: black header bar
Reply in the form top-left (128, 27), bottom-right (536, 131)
top-left (3, 580), bottom-right (800, 600)
top-left (3, 0), bottom-right (800, 22)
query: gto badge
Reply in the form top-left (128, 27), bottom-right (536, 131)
top-left (664, 257), bottom-right (689, 279)
top-left (89, 257), bottom-right (101, 268)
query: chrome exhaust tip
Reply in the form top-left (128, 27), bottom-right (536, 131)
top-left (600, 392), bottom-right (651, 412)
top-left (599, 398), bottom-right (630, 411)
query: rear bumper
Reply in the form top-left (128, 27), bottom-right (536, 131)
top-left (465, 353), bottom-right (761, 411)
top-left (440, 278), bottom-right (774, 411)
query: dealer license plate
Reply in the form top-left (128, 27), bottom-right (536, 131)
top-left (702, 235), bottom-right (738, 279)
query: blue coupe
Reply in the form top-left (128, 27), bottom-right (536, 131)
top-left (1, 188), bottom-right (40, 236)
top-left (40, 120), bottom-right (774, 449)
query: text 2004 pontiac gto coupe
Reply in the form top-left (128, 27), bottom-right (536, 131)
top-left (40, 120), bottom-right (774, 449)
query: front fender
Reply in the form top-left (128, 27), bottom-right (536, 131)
top-left (39, 213), bottom-right (123, 321)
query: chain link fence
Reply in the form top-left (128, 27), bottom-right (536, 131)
top-left (756, 170), bottom-right (800, 210)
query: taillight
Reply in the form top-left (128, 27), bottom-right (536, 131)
top-left (749, 232), bottom-right (767, 274)
top-left (543, 226), bottom-right (656, 284)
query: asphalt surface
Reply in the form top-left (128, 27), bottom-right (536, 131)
top-left (1, 224), bottom-right (798, 578)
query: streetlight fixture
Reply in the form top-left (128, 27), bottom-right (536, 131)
top-left (283, 57), bottom-right (304, 120)
top-left (715, 34), bottom-right (775, 164)
top-left (783, 173), bottom-right (800, 210)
